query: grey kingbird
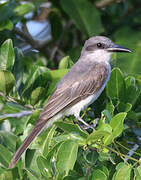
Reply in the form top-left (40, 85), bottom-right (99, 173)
top-left (9, 36), bottom-right (131, 168)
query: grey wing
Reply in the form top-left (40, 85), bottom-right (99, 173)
top-left (36, 63), bottom-right (108, 125)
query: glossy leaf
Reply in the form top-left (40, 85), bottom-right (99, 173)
top-left (37, 156), bottom-right (52, 178)
top-left (0, 19), bottom-right (13, 31)
top-left (22, 65), bottom-right (48, 97)
top-left (60, 0), bottom-right (103, 36)
top-left (14, 3), bottom-right (35, 16)
top-left (0, 70), bottom-right (16, 94)
top-left (30, 87), bottom-right (46, 106)
top-left (56, 140), bottom-right (78, 175)
top-left (92, 169), bottom-right (107, 180)
top-left (12, 48), bottom-right (24, 93)
top-left (134, 165), bottom-right (141, 180)
top-left (25, 149), bottom-right (41, 180)
top-left (115, 164), bottom-right (131, 180)
top-left (24, 168), bottom-right (40, 180)
top-left (117, 102), bottom-right (132, 112)
top-left (0, 39), bottom-right (15, 71)
top-left (110, 112), bottom-right (127, 138)
top-left (103, 113), bottom-right (127, 145)
top-left (0, 144), bottom-right (12, 168)
top-left (59, 56), bottom-right (71, 69)
top-left (55, 121), bottom-right (88, 139)
top-left (0, 131), bottom-right (17, 152)
top-left (86, 130), bottom-right (110, 144)
top-left (42, 125), bottom-right (56, 157)
top-left (22, 66), bottom-right (68, 99)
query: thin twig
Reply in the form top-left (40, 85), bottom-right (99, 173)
top-left (0, 111), bottom-right (33, 119)
top-left (96, 0), bottom-right (123, 8)
top-left (0, 92), bottom-right (17, 103)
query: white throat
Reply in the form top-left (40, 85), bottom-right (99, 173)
top-left (86, 49), bottom-right (113, 64)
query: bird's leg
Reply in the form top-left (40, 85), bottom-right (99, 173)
top-left (75, 115), bottom-right (95, 130)
top-left (93, 118), bottom-right (99, 127)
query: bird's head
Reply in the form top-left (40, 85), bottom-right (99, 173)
top-left (81, 36), bottom-right (131, 62)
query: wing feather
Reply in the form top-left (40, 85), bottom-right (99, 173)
top-left (37, 62), bottom-right (108, 125)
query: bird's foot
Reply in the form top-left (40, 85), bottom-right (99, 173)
top-left (75, 116), bottom-right (95, 130)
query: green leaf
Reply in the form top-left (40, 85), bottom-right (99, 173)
top-left (0, 39), bottom-right (15, 71)
top-left (117, 102), bottom-right (132, 112)
top-left (27, 109), bottom-right (40, 125)
top-left (115, 164), bottom-right (131, 180)
top-left (55, 121), bottom-right (88, 139)
top-left (0, 19), bottom-right (13, 31)
top-left (45, 142), bottom-right (63, 162)
top-left (42, 125), bottom-right (57, 157)
top-left (25, 149), bottom-right (41, 179)
top-left (60, 0), bottom-right (103, 36)
top-left (0, 70), bottom-right (16, 94)
top-left (59, 56), bottom-right (71, 69)
top-left (110, 112), bottom-right (127, 138)
top-left (86, 130), bottom-right (110, 144)
top-left (106, 68), bottom-right (126, 101)
top-left (134, 165), bottom-right (141, 180)
top-left (30, 87), bottom-right (46, 106)
top-left (103, 113), bottom-right (127, 145)
top-left (36, 156), bottom-right (52, 178)
top-left (14, 3), bottom-right (35, 16)
top-left (98, 123), bottom-right (112, 134)
top-left (0, 131), bottom-right (17, 152)
top-left (42, 69), bottom-right (68, 98)
top-left (0, 3), bottom-right (13, 22)
top-left (25, 168), bottom-right (40, 180)
top-left (92, 169), bottom-right (107, 180)
top-left (106, 101), bottom-right (115, 116)
top-left (56, 140), bottom-right (78, 175)
top-left (0, 144), bottom-right (12, 168)
top-left (22, 65), bottom-right (48, 98)
top-left (12, 48), bottom-right (24, 93)
top-left (85, 151), bottom-right (99, 165)
top-left (0, 0), bottom-right (9, 5)
top-left (98, 152), bottom-right (110, 162)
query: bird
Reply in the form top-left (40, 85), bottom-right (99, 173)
top-left (9, 36), bottom-right (131, 168)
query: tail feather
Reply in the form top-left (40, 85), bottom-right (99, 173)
top-left (9, 121), bottom-right (45, 169)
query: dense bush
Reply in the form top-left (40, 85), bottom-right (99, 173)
top-left (0, 0), bottom-right (140, 179)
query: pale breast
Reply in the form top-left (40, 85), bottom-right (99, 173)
top-left (64, 63), bottom-right (111, 117)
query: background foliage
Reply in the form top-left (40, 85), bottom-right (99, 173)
top-left (0, 0), bottom-right (140, 179)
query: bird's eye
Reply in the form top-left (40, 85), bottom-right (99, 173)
top-left (97, 43), bottom-right (102, 48)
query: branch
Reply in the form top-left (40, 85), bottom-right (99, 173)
top-left (0, 110), bottom-right (33, 119)
top-left (96, 0), bottom-right (122, 8)
top-left (13, 27), bottom-right (51, 59)
top-left (0, 92), bottom-right (18, 104)
top-left (13, 27), bottom-right (41, 49)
